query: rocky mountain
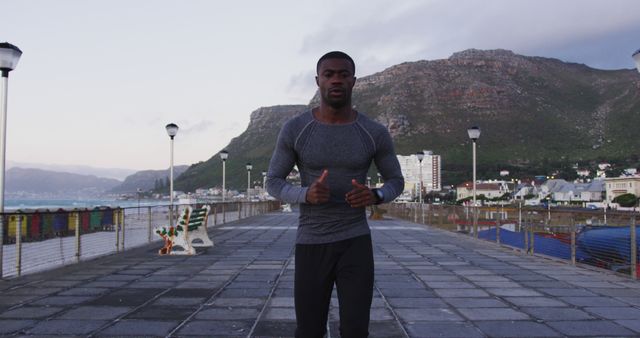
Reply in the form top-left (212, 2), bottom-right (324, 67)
top-left (6, 167), bottom-right (121, 196)
top-left (175, 49), bottom-right (640, 191)
top-left (176, 105), bottom-right (306, 191)
top-left (109, 165), bottom-right (189, 193)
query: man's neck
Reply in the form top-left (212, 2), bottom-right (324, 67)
top-left (313, 103), bottom-right (356, 124)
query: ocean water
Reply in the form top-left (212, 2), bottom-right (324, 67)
top-left (4, 198), bottom-right (169, 211)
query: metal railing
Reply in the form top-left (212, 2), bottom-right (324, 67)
top-left (0, 201), bottom-right (281, 279)
top-left (386, 203), bottom-right (639, 279)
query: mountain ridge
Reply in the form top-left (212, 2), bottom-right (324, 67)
top-left (175, 49), bottom-right (640, 191)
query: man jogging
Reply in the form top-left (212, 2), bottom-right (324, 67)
top-left (266, 51), bottom-right (404, 338)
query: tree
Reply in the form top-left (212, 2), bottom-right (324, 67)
top-left (612, 193), bottom-right (638, 208)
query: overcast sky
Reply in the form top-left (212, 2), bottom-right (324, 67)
top-left (2, 0), bottom-right (639, 172)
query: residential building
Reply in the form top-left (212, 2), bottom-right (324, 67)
top-left (605, 176), bottom-right (640, 204)
top-left (397, 151), bottom-right (441, 198)
top-left (456, 180), bottom-right (511, 202)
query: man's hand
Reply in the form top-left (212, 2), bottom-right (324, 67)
top-left (345, 179), bottom-right (375, 208)
top-left (306, 169), bottom-right (330, 204)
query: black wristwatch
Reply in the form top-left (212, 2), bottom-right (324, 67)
top-left (372, 188), bottom-right (384, 205)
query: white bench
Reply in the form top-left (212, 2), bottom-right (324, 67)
top-left (155, 205), bottom-right (213, 255)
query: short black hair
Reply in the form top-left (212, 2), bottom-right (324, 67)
top-left (316, 51), bottom-right (355, 75)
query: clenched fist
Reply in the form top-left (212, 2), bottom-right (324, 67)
top-left (345, 179), bottom-right (375, 208)
top-left (306, 169), bottom-right (330, 204)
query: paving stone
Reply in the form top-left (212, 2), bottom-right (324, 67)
top-left (58, 305), bottom-right (131, 320)
top-left (99, 319), bottom-right (179, 336)
top-left (616, 319), bottom-right (640, 333)
top-left (263, 307), bottom-right (296, 320)
top-left (395, 308), bottom-right (462, 321)
top-left (433, 289), bottom-right (490, 298)
top-left (584, 306), bottom-right (640, 320)
top-left (386, 297), bottom-right (448, 308)
top-left (176, 319), bottom-right (252, 336)
top-left (126, 281), bottom-right (177, 289)
top-left (151, 296), bottom-right (206, 307)
top-left (5, 287), bottom-right (63, 296)
top-left (521, 307), bottom-right (594, 321)
top-left (31, 296), bottom-right (93, 306)
top-left (207, 297), bottom-right (264, 307)
top-left (218, 288), bottom-right (271, 298)
top-left (559, 296), bottom-right (628, 307)
top-left (163, 288), bottom-right (214, 298)
top-left (504, 296), bottom-right (567, 307)
top-left (546, 320), bottom-right (635, 337)
top-left (0, 295), bottom-right (39, 306)
top-left (126, 305), bottom-right (195, 320)
top-left (196, 307), bottom-right (260, 320)
top-left (0, 306), bottom-right (63, 319)
top-left (424, 281), bottom-right (476, 289)
top-left (458, 307), bottom-right (530, 320)
top-left (268, 297), bottom-right (294, 307)
top-left (57, 287), bottom-right (110, 296)
top-left (404, 321), bottom-right (484, 338)
top-left (87, 288), bottom-right (163, 306)
top-left (542, 288), bottom-right (597, 297)
top-left (487, 288), bottom-right (543, 297)
top-left (252, 320), bottom-right (296, 337)
top-left (27, 319), bottom-right (108, 335)
top-left (475, 320), bottom-right (562, 337)
top-left (0, 319), bottom-right (36, 334)
top-left (444, 297), bottom-right (509, 308)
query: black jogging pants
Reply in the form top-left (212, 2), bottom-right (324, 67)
top-left (294, 234), bottom-right (374, 338)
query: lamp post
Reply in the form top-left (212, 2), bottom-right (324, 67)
top-left (416, 151), bottom-right (424, 203)
top-left (137, 188), bottom-right (142, 217)
top-left (0, 42), bottom-right (22, 278)
top-left (262, 171), bottom-right (267, 194)
top-left (219, 150), bottom-right (228, 222)
top-left (467, 126), bottom-right (481, 237)
top-left (165, 123), bottom-right (178, 223)
top-left (246, 163), bottom-right (252, 200)
top-left (467, 127), bottom-right (481, 207)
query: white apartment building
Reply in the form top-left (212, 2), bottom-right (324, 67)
top-left (604, 176), bottom-right (640, 204)
top-left (397, 151), bottom-right (441, 198)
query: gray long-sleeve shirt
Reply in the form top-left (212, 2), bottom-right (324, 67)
top-left (266, 110), bottom-right (404, 244)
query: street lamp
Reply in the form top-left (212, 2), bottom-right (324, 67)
top-left (262, 171), bottom-right (267, 193)
top-left (246, 163), bottom-right (252, 200)
top-left (165, 123), bottom-right (178, 222)
top-left (0, 42), bottom-right (22, 278)
top-left (633, 49), bottom-right (640, 73)
top-left (219, 150), bottom-right (228, 223)
top-left (416, 151), bottom-right (424, 203)
top-left (467, 127), bottom-right (481, 207)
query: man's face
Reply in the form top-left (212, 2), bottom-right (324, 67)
top-left (316, 58), bottom-right (356, 109)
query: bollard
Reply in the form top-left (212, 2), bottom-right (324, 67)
top-left (530, 223), bottom-right (535, 255)
top-left (524, 213), bottom-right (529, 254)
top-left (0, 215), bottom-right (4, 278)
top-left (631, 216), bottom-right (637, 280)
top-left (75, 211), bottom-right (81, 263)
top-left (147, 206), bottom-right (152, 243)
top-left (16, 214), bottom-right (22, 277)
top-left (115, 209), bottom-right (120, 253)
top-left (473, 207), bottom-right (478, 238)
top-left (570, 217), bottom-right (576, 266)
top-left (121, 209), bottom-right (125, 252)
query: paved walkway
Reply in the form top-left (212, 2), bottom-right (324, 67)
top-left (1, 212), bottom-right (639, 337)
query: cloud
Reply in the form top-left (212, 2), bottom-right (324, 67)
top-left (300, 0), bottom-right (640, 74)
